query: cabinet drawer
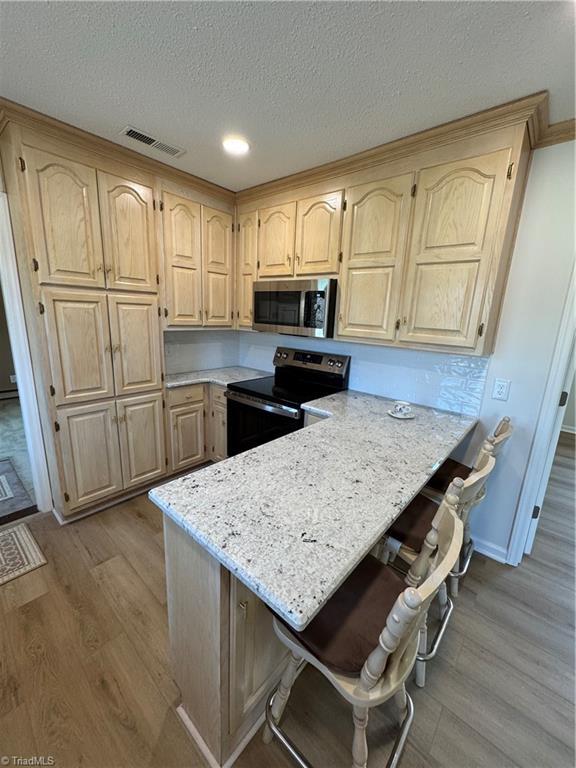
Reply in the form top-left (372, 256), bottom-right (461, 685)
top-left (167, 384), bottom-right (205, 407)
top-left (211, 384), bottom-right (227, 406)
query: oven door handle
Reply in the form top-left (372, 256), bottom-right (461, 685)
top-left (224, 390), bottom-right (301, 420)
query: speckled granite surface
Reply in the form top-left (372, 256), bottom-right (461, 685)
top-left (150, 389), bottom-right (475, 631)
top-left (165, 367), bottom-right (270, 388)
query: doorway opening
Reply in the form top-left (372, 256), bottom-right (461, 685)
top-left (0, 279), bottom-right (37, 523)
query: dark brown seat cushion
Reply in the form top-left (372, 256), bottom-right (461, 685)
top-left (277, 555), bottom-right (406, 676)
top-left (426, 457), bottom-right (472, 494)
top-left (387, 493), bottom-right (438, 551)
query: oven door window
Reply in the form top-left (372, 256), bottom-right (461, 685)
top-left (253, 290), bottom-right (302, 327)
top-left (227, 398), bottom-right (303, 456)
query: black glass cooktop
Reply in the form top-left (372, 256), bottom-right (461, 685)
top-left (227, 376), bottom-right (339, 408)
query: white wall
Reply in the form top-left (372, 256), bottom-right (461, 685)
top-left (238, 332), bottom-right (488, 416)
top-left (164, 330), bottom-right (239, 374)
top-left (562, 371), bottom-right (576, 433)
top-left (461, 141), bottom-right (575, 562)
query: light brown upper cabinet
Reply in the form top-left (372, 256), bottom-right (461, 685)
top-left (257, 202), bottom-right (296, 277)
top-left (237, 211), bottom-right (258, 327)
top-left (98, 171), bottom-right (157, 293)
top-left (43, 287), bottom-right (114, 405)
top-left (108, 294), bottom-right (163, 396)
top-left (202, 207), bottom-right (233, 326)
top-left (163, 191), bottom-right (203, 326)
top-left (295, 191), bottom-right (343, 275)
top-left (57, 399), bottom-right (123, 511)
top-left (398, 149), bottom-right (510, 348)
top-left (117, 392), bottom-right (165, 489)
top-left (24, 146), bottom-right (105, 287)
top-left (338, 176), bottom-right (413, 341)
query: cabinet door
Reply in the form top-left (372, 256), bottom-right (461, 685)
top-left (43, 288), bottom-right (114, 405)
top-left (108, 294), bottom-right (162, 396)
top-left (229, 578), bottom-right (289, 732)
top-left (211, 400), bottom-right (227, 462)
top-left (163, 192), bottom-right (203, 326)
top-left (399, 149), bottom-right (510, 348)
top-left (117, 393), bottom-right (165, 489)
top-left (98, 171), bottom-right (157, 292)
top-left (237, 211), bottom-right (258, 327)
top-left (58, 400), bottom-right (123, 511)
top-left (257, 203), bottom-right (296, 277)
top-left (295, 191), bottom-right (343, 275)
top-left (168, 403), bottom-right (205, 472)
top-left (24, 146), bottom-right (105, 287)
top-left (338, 174), bottom-right (413, 341)
top-left (202, 207), bottom-right (233, 326)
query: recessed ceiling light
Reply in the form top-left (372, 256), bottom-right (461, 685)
top-left (222, 136), bottom-right (250, 156)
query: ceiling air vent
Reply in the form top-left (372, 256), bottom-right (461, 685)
top-left (120, 126), bottom-right (185, 158)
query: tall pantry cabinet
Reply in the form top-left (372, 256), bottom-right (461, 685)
top-left (1, 123), bottom-right (233, 518)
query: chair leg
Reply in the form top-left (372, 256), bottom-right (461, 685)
top-left (351, 705), bottom-right (369, 768)
top-left (415, 614), bottom-right (428, 688)
top-left (437, 581), bottom-right (449, 616)
top-left (262, 652), bottom-right (300, 744)
top-left (449, 570), bottom-right (459, 598)
top-left (393, 683), bottom-right (408, 726)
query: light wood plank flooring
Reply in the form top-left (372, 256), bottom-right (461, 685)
top-left (1, 438), bottom-right (574, 768)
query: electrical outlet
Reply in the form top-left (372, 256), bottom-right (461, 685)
top-left (9, 374), bottom-right (17, 384)
top-left (492, 378), bottom-right (511, 401)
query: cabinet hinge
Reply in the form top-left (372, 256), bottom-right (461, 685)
top-left (338, 252), bottom-right (343, 263)
top-left (162, 398), bottom-right (165, 409)
top-left (532, 505), bottom-right (541, 520)
top-left (395, 319), bottom-right (400, 331)
top-left (411, 184), bottom-right (417, 197)
top-left (237, 222), bottom-right (240, 232)
top-left (257, 259), bottom-right (260, 269)
top-left (158, 306), bottom-right (161, 316)
top-left (64, 492), bottom-right (70, 503)
top-left (164, 307), bottom-right (168, 318)
top-left (204, 444), bottom-right (207, 452)
top-left (165, 457), bottom-right (169, 466)
top-left (507, 163), bottom-right (514, 180)
top-left (18, 156), bottom-right (26, 172)
top-left (258, 218), bottom-right (261, 228)
top-left (342, 199), bottom-right (347, 211)
top-left (478, 323), bottom-right (485, 337)
top-left (159, 200), bottom-right (164, 211)
top-left (54, 420), bottom-right (60, 432)
top-left (161, 372), bottom-right (164, 382)
top-left (231, 310), bottom-right (234, 320)
top-left (153, 199), bottom-right (156, 210)
top-left (49, 384), bottom-right (55, 397)
top-left (38, 301), bottom-right (45, 315)
top-left (559, 390), bottom-right (569, 407)
top-left (237, 310), bottom-right (240, 318)
top-left (32, 257), bottom-right (39, 272)
top-left (156, 274), bottom-right (160, 285)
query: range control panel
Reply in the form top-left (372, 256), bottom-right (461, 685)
top-left (273, 347), bottom-right (350, 375)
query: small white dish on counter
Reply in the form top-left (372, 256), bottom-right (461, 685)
top-left (388, 409), bottom-right (416, 420)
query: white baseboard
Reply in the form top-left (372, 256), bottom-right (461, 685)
top-left (560, 426), bottom-right (576, 435)
top-left (473, 537), bottom-right (509, 564)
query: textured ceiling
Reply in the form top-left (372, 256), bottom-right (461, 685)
top-left (0, 1), bottom-right (574, 191)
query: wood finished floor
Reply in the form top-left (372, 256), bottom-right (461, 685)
top-left (0, 435), bottom-right (574, 768)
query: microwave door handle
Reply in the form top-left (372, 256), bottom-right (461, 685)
top-left (224, 390), bottom-right (301, 419)
top-left (300, 291), bottom-right (306, 328)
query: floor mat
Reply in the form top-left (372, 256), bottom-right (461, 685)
top-left (0, 521), bottom-right (46, 585)
top-left (0, 457), bottom-right (35, 520)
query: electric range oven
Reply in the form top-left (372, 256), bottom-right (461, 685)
top-left (225, 347), bottom-right (350, 457)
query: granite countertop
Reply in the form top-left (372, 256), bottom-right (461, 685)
top-left (150, 389), bottom-right (476, 631)
top-left (165, 367), bottom-right (270, 388)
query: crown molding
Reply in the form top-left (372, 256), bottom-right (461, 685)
top-left (534, 118), bottom-right (576, 149)
top-left (236, 92), bottom-right (552, 203)
top-left (0, 96), bottom-right (235, 203)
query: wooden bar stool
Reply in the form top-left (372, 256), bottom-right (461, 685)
top-left (263, 486), bottom-right (463, 768)
top-left (424, 416), bottom-right (512, 497)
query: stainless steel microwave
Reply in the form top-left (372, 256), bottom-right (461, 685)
top-left (252, 279), bottom-right (337, 338)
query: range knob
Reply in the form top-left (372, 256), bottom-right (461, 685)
top-left (328, 359), bottom-right (335, 366)
top-left (335, 361), bottom-right (343, 368)
top-left (282, 352), bottom-right (288, 359)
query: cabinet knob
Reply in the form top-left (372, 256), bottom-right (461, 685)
top-left (238, 600), bottom-right (248, 616)
top-left (287, 254), bottom-right (291, 264)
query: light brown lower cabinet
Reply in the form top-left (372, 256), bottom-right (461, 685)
top-left (166, 384), bottom-right (206, 472)
top-left (58, 392), bottom-right (165, 512)
top-left (209, 385), bottom-right (227, 461)
top-left (117, 393), bottom-right (166, 489)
